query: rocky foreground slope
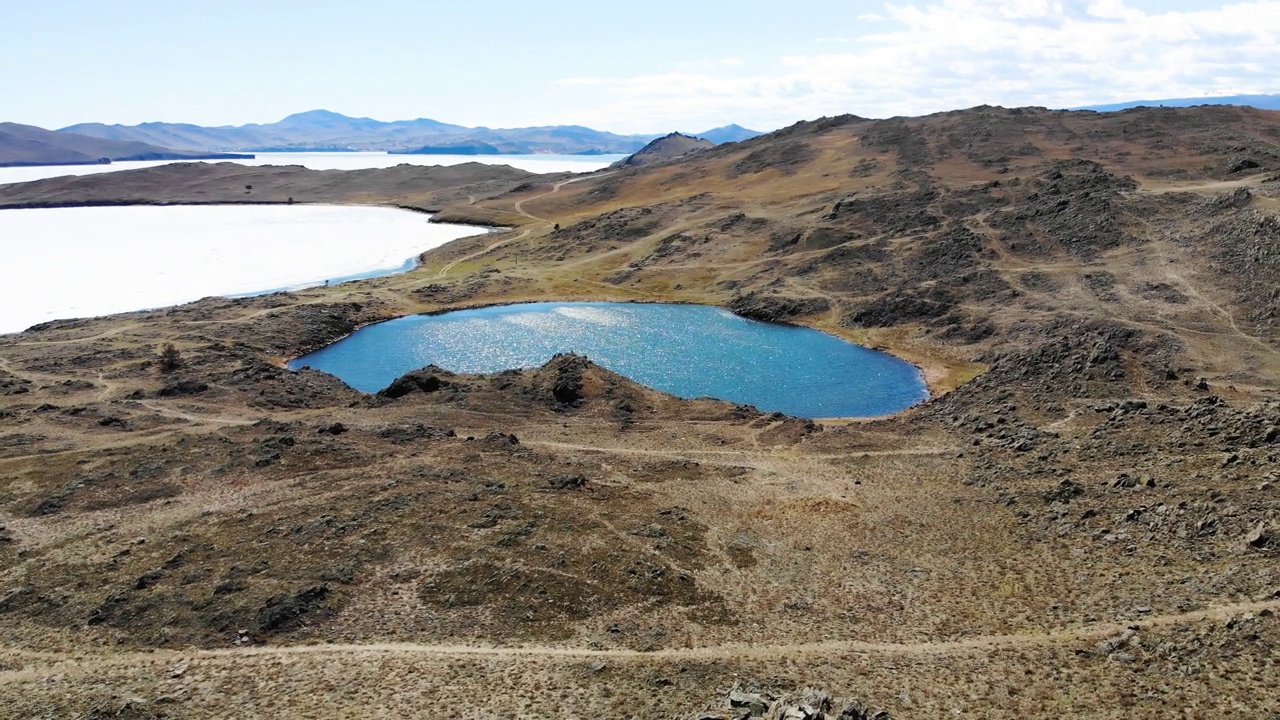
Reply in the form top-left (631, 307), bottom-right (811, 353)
top-left (0, 104), bottom-right (1277, 718)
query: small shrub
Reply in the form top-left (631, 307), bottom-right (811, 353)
top-left (158, 343), bottom-right (182, 372)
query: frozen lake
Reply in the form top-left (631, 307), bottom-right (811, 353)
top-left (0, 204), bottom-right (485, 334)
top-left (0, 151), bottom-right (626, 185)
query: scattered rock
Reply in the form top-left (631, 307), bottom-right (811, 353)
top-left (479, 431), bottom-right (520, 448)
top-left (254, 584), bottom-right (332, 633)
top-left (376, 423), bottom-right (456, 443)
top-left (548, 474), bottom-right (588, 490)
top-left (1246, 522), bottom-right (1277, 550)
top-left (702, 686), bottom-right (886, 720)
top-left (157, 379), bottom-right (209, 397)
top-left (729, 687), bottom-right (771, 717)
top-left (1098, 627), bottom-right (1139, 654)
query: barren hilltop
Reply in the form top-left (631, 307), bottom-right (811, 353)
top-left (613, 132), bottom-right (717, 167)
top-left (0, 104), bottom-right (1277, 718)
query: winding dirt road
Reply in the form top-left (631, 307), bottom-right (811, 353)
top-left (434, 172), bottom-right (613, 279)
top-left (2, 597), bottom-right (1275, 684)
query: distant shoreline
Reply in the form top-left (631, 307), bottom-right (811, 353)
top-left (0, 152), bottom-right (255, 169)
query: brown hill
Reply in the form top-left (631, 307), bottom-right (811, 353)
top-left (0, 122), bottom-right (251, 167)
top-left (613, 131), bottom-right (716, 167)
top-left (0, 104), bottom-right (1277, 718)
top-left (0, 160), bottom-right (540, 214)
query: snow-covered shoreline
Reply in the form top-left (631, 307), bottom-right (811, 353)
top-left (0, 151), bottom-right (625, 186)
top-left (0, 204), bottom-right (486, 334)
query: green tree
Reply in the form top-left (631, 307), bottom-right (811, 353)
top-left (158, 343), bottom-right (182, 372)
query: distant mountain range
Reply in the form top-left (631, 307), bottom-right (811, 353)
top-left (1077, 93), bottom-right (1280, 112)
top-left (693, 124), bottom-right (763, 144)
top-left (56, 110), bottom-right (764, 156)
top-left (0, 122), bottom-right (252, 168)
top-left (390, 124), bottom-right (662, 156)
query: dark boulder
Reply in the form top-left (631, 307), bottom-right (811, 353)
top-left (318, 422), bottom-right (348, 435)
top-left (1228, 157), bottom-right (1261, 174)
top-left (378, 367), bottom-right (448, 399)
top-left (534, 353), bottom-right (589, 407)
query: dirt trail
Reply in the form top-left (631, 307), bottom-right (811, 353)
top-left (0, 356), bottom-right (33, 384)
top-left (94, 371), bottom-right (117, 403)
top-left (9, 325), bottom-right (136, 346)
top-left (434, 227), bottom-right (531, 279)
top-left (524, 439), bottom-right (955, 460)
top-left (133, 400), bottom-right (257, 427)
top-left (1137, 176), bottom-right (1265, 195)
top-left (1165, 269), bottom-right (1272, 349)
top-left (3, 598), bottom-right (1275, 683)
top-left (1124, 209), bottom-right (1275, 351)
top-left (435, 173), bottom-right (614, 279)
top-left (173, 303), bottom-right (320, 327)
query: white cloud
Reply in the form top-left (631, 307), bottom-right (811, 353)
top-left (552, 0), bottom-right (1280, 133)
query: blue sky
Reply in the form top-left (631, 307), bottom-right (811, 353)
top-left (3, 0), bottom-right (1275, 134)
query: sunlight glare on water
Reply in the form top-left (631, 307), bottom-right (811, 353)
top-left (289, 302), bottom-right (930, 418)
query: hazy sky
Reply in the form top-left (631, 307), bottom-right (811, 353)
top-left (3, 0), bottom-right (1275, 134)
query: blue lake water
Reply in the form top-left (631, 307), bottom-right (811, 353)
top-left (289, 302), bottom-right (929, 418)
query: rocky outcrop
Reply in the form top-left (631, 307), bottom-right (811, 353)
top-left (989, 159), bottom-right (1138, 259)
top-left (728, 292), bottom-right (831, 323)
top-left (688, 685), bottom-right (890, 720)
top-left (378, 367), bottom-right (450, 399)
top-left (532, 353), bottom-right (589, 407)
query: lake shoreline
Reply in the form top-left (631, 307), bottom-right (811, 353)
top-left (0, 204), bottom-right (491, 335)
top-left (0, 153), bottom-right (256, 169)
top-left (0, 159), bottom-right (975, 410)
top-left (0, 150), bottom-right (627, 186)
top-left (287, 301), bottom-right (930, 419)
